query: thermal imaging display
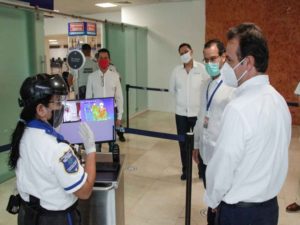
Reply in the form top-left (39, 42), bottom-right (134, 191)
top-left (58, 97), bottom-right (115, 144)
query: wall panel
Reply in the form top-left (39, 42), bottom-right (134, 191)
top-left (206, 0), bottom-right (300, 124)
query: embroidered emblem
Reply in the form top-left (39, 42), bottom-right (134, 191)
top-left (60, 150), bottom-right (79, 173)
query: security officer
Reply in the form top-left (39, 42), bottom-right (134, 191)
top-left (8, 74), bottom-right (96, 225)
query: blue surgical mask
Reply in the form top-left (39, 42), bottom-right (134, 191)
top-left (205, 63), bottom-right (220, 78)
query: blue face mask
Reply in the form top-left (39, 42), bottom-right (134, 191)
top-left (205, 62), bottom-right (220, 78)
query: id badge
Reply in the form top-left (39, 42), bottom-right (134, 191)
top-left (203, 116), bottom-right (209, 129)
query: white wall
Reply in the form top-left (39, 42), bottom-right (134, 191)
top-left (122, 0), bottom-right (205, 112)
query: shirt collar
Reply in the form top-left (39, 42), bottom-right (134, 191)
top-left (180, 60), bottom-right (198, 69)
top-left (236, 75), bottom-right (269, 95)
top-left (27, 119), bottom-right (64, 142)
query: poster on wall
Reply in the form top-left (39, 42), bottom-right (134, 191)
top-left (68, 22), bottom-right (97, 36)
top-left (68, 22), bottom-right (97, 51)
top-left (68, 22), bottom-right (85, 36)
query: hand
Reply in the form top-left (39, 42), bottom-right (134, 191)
top-left (211, 207), bottom-right (218, 213)
top-left (79, 122), bottom-right (96, 154)
top-left (116, 119), bottom-right (122, 127)
top-left (192, 149), bottom-right (200, 164)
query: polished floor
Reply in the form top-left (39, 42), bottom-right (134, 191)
top-left (0, 111), bottom-right (299, 225)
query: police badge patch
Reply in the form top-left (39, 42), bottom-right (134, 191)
top-left (60, 150), bottom-right (79, 173)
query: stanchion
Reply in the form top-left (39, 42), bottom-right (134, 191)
top-left (125, 84), bottom-right (169, 129)
top-left (126, 84), bottom-right (130, 128)
top-left (185, 132), bottom-right (194, 225)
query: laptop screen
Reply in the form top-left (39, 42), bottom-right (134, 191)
top-left (58, 97), bottom-right (115, 144)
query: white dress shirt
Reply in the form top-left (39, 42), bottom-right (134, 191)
top-left (169, 61), bottom-right (209, 117)
top-left (86, 69), bottom-right (124, 120)
top-left (194, 76), bottom-right (235, 165)
top-left (204, 75), bottom-right (291, 209)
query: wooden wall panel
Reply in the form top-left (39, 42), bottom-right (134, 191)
top-left (206, 0), bottom-right (300, 124)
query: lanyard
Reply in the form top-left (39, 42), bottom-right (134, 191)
top-left (27, 119), bottom-right (64, 142)
top-left (206, 80), bottom-right (223, 111)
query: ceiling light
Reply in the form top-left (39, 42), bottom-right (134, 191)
top-left (48, 40), bottom-right (57, 42)
top-left (95, 3), bottom-right (118, 8)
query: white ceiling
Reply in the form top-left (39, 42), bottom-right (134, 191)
top-left (54, 0), bottom-right (194, 15)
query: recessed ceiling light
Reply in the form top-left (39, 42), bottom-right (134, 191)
top-left (48, 40), bottom-right (57, 42)
top-left (95, 3), bottom-right (118, 8)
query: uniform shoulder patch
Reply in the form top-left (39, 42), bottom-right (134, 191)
top-left (59, 149), bottom-right (79, 173)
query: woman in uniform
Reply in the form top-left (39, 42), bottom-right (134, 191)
top-left (8, 74), bottom-right (96, 225)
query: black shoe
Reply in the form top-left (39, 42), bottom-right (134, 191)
top-left (180, 174), bottom-right (187, 180)
top-left (119, 135), bottom-right (126, 142)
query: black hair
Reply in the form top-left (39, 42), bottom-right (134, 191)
top-left (98, 48), bottom-right (111, 59)
top-left (178, 43), bottom-right (192, 52)
top-left (81, 44), bottom-right (91, 52)
top-left (8, 74), bottom-right (67, 169)
top-left (8, 97), bottom-right (51, 169)
top-left (227, 23), bottom-right (269, 73)
top-left (204, 39), bottom-right (226, 56)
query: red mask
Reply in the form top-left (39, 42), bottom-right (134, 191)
top-left (98, 59), bottom-right (109, 70)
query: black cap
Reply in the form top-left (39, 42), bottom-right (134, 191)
top-left (19, 74), bottom-right (68, 107)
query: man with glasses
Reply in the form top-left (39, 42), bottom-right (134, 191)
top-left (204, 23), bottom-right (291, 225)
top-left (169, 43), bottom-right (209, 180)
top-left (193, 39), bottom-right (235, 225)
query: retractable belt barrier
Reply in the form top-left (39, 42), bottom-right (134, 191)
top-left (0, 144), bottom-right (10, 153)
top-left (126, 84), bottom-right (169, 128)
top-left (287, 102), bottom-right (299, 107)
top-left (125, 128), bottom-right (185, 142)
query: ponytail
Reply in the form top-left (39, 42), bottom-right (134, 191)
top-left (8, 121), bottom-right (26, 169)
top-left (8, 97), bottom-right (50, 169)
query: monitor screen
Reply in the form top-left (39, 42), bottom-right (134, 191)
top-left (58, 97), bottom-right (115, 144)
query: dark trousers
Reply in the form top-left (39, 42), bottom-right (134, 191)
top-left (219, 198), bottom-right (278, 225)
top-left (18, 204), bottom-right (81, 225)
top-left (175, 114), bottom-right (197, 174)
top-left (201, 161), bottom-right (216, 225)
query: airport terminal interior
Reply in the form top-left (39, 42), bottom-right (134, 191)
top-left (0, 0), bottom-right (299, 225)
top-left (0, 111), bottom-right (300, 225)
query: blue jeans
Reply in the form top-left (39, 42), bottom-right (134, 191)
top-left (218, 197), bottom-right (278, 225)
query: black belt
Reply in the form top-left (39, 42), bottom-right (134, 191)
top-left (222, 197), bottom-right (277, 208)
top-left (21, 197), bottom-right (78, 215)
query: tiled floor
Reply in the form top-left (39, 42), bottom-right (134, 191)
top-left (0, 111), bottom-right (299, 225)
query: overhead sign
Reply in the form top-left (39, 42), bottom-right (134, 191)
top-left (67, 50), bottom-right (85, 70)
top-left (68, 22), bottom-right (97, 36)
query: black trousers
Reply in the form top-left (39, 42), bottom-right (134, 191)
top-left (18, 204), bottom-right (81, 225)
top-left (175, 114), bottom-right (197, 174)
top-left (218, 197), bottom-right (278, 225)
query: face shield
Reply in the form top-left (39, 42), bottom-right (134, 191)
top-left (47, 95), bottom-right (67, 128)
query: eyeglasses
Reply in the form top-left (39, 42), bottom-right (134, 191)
top-left (203, 56), bottom-right (220, 64)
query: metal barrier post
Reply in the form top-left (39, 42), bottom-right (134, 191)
top-left (126, 84), bottom-right (130, 128)
top-left (185, 132), bottom-right (194, 225)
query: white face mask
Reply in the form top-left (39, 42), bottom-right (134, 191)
top-left (221, 58), bottom-right (248, 87)
top-left (180, 51), bottom-right (192, 64)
